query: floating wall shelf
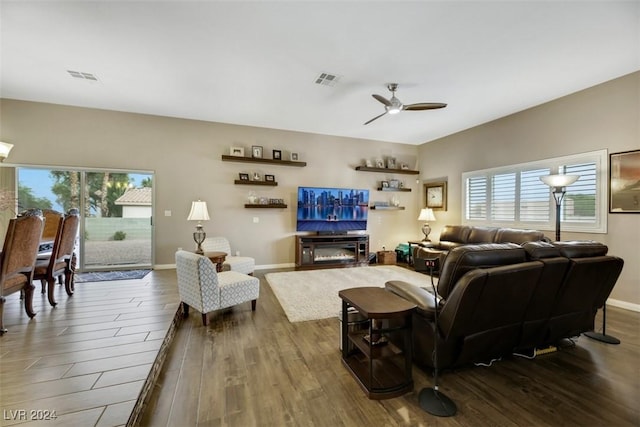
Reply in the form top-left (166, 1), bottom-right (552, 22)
top-left (355, 166), bottom-right (419, 175)
top-left (370, 206), bottom-right (405, 210)
top-left (377, 187), bottom-right (411, 192)
top-left (244, 204), bottom-right (288, 208)
top-left (234, 180), bottom-right (277, 186)
top-left (222, 155), bottom-right (306, 167)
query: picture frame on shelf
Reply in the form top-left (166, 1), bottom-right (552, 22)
top-left (265, 174), bottom-right (275, 182)
top-left (252, 145), bottom-right (263, 159)
top-left (381, 181), bottom-right (389, 188)
top-left (273, 150), bottom-right (282, 160)
top-left (400, 163), bottom-right (409, 170)
top-left (290, 152), bottom-right (299, 161)
top-left (230, 146), bottom-right (244, 157)
top-left (365, 159), bottom-right (373, 167)
top-left (239, 173), bottom-right (249, 181)
top-left (610, 149), bottom-right (640, 213)
top-left (375, 159), bottom-right (384, 168)
top-left (389, 179), bottom-right (399, 189)
top-left (387, 157), bottom-right (397, 169)
top-left (425, 181), bottom-right (447, 211)
top-left (253, 172), bottom-right (262, 181)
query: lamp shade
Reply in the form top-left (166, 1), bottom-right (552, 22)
top-left (0, 141), bottom-right (14, 161)
top-left (540, 174), bottom-right (579, 188)
top-left (187, 200), bottom-right (210, 221)
top-left (418, 208), bottom-right (436, 222)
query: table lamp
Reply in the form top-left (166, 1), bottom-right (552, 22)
top-left (0, 141), bottom-right (14, 162)
top-left (187, 200), bottom-right (210, 254)
top-left (418, 208), bottom-right (436, 241)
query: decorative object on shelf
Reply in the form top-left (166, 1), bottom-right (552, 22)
top-left (375, 158), bottom-right (384, 168)
top-left (389, 179), bottom-right (399, 189)
top-left (253, 172), bottom-right (262, 181)
top-left (399, 181), bottom-right (405, 188)
top-left (239, 173), bottom-right (249, 181)
top-left (290, 152), bottom-right (299, 161)
top-left (390, 195), bottom-right (400, 207)
top-left (265, 174), bottom-right (275, 182)
top-left (365, 159), bottom-right (373, 167)
top-left (387, 157), bottom-right (396, 169)
top-left (252, 145), bottom-right (263, 158)
top-left (247, 192), bottom-right (258, 204)
top-left (381, 181), bottom-right (389, 188)
top-left (0, 141), bottom-right (14, 162)
top-left (230, 146), bottom-right (244, 157)
top-left (425, 181), bottom-right (447, 211)
top-left (540, 174), bottom-right (580, 241)
top-left (269, 198), bottom-right (285, 205)
top-left (259, 197), bottom-right (269, 204)
top-left (373, 201), bottom-right (390, 207)
top-left (418, 207), bottom-right (436, 241)
top-left (609, 149), bottom-right (640, 213)
top-left (400, 163), bottom-right (409, 170)
top-left (273, 150), bottom-right (282, 160)
top-left (187, 200), bottom-right (210, 254)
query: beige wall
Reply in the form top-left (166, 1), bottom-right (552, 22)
top-left (417, 71), bottom-right (640, 307)
top-left (0, 99), bottom-right (421, 268)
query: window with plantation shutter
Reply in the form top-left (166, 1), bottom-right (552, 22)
top-left (462, 150), bottom-right (606, 234)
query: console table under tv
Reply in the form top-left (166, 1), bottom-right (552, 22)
top-left (295, 234), bottom-right (370, 270)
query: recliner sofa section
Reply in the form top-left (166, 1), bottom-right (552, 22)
top-left (385, 241), bottom-right (623, 371)
top-left (413, 225), bottom-right (547, 274)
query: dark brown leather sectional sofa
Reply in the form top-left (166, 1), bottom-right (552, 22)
top-left (413, 225), bottom-right (547, 274)
top-left (386, 240), bottom-right (624, 371)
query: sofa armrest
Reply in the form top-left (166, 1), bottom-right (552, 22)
top-left (385, 280), bottom-right (438, 319)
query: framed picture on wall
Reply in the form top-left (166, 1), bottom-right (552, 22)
top-left (252, 145), bottom-right (263, 159)
top-left (425, 181), bottom-right (447, 211)
top-left (610, 149), bottom-right (640, 213)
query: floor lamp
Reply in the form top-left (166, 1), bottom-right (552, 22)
top-left (187, 200), bottom-right (210, 254)
top-left (584, 305), bottom-right (620, 344)
top-left (539, 174), bottom-right (579, 241)
top-left (418, 257), bottom-right (456, 417)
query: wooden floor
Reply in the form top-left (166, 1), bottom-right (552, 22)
top-left (0, 270), bottom-right (180, 426)
top-left (1, 269), bottom-right (639, 427)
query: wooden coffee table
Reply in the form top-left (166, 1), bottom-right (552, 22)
top-left (204, 251), bottom-right (227, 272)
top-left (338, 287), bottom-right (416, 399)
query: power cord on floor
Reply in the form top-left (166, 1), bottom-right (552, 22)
top-left (474, 357), bottom-right (502, 367)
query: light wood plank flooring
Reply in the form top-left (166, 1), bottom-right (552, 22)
top-left (0, 270), bottom-right (180, 426)
top-left (141, 269), bottom-right (640, 427)
top-left (2, 269), bottom-right (639, 426)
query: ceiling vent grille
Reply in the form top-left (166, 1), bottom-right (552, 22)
top-left (314, 72), bottom-right (341, 87)
top-left (67, 70), bottom-right (99, 81)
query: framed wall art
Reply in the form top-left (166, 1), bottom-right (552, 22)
top-left (230, 146), bottom-right (244, 157)
top-left (424, 181), bottom-right (447, 211)
top-left (273, 150), bottom-right (282, 160)
top-left (610, 149), bottom-right (640, 213)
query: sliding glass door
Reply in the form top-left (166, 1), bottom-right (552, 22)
top-left (14, 166), bottom-right (153, 272)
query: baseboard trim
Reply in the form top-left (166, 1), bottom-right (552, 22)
top-left (154, 262), bottom-right (296, 271)
top-left (607, 298), bottom-right (640, 313)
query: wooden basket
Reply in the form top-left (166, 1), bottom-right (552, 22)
top-left (377, 251), bottom-right (397, 265)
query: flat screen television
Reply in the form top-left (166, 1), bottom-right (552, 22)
top-left (296, 186), bottom-right (369, 233)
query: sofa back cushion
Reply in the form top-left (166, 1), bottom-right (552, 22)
top-left (437, 243), bottom-right (527, 299)
top-left (438, 225), bottom-right (471, 244)
top-left (495, 228), bottom-right (546, 244)
top-left (467, 227), bottom-right (498, 243)
top-left (552, 240), bottom-right (608, 258)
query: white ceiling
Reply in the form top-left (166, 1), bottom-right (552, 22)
top-left (1, 1), bottom-right (638, 145)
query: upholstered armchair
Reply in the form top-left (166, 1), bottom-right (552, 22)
top-left (201, 236), bottom-right (255, 275)
top-left (0, 209), bottom-right (44, 335)
top-left (175, 250), bottom-right (259, 326)
top-left (33, 208), bottom-right (80, 306)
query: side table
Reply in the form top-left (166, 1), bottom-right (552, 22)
top-left (338, 287), bottom-right (416, 399)
top-left (204, 251), bottom-right (227, 272)
top-left (407, 240), bottom-right (433, 266)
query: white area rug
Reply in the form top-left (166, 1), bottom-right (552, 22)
top-left (265, 266), bottom-right (430, 322)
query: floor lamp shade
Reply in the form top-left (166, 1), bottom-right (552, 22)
top-left (540, 174), bottom-right (579, 241)
top-left (418, 208), bottom-right (436, 241)
top-left (187, 200), bottom-right (210, 254)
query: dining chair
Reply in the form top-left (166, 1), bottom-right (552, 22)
top-left (0, 209), bottom-right (44, 335)
top-left (33, 208), bottom-right (80, 306)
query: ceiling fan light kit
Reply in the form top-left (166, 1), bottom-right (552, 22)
top-left (364, 83), bottom-right (446, 125)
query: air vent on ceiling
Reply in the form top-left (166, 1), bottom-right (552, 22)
top-left (67, 70), bottom-right (99, 81)
top-left (314, 72), bottom-right (341, 87)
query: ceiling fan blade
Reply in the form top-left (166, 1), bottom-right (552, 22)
top-left (364, 112), bottom-right (387, 125)
top-left (403, 102), bottom-right (447, 111)
top-left (372, 94), bottom-right (392, 106)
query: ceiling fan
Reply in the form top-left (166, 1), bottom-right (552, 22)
top-left (364, 83), bottom-right (446, 125)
